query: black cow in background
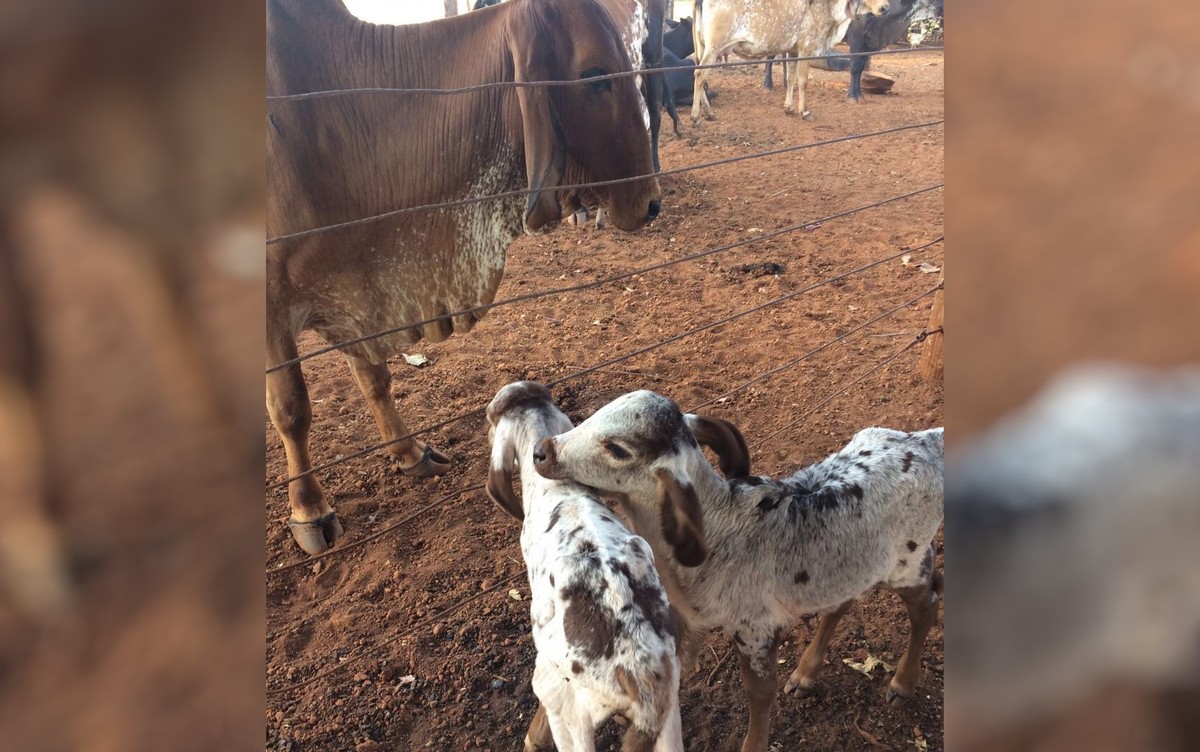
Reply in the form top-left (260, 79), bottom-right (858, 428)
top-left (661, 47), bottom-right (719, 107)
top-left (847, 0), bottom-right (942, 100)
top-left (472, 0), bottom-right (502, 9)
top-left (663, 15), bottom-right (693, 58)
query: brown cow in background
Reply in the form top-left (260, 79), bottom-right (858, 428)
top-left (267, 0), bottom-right (661, 556)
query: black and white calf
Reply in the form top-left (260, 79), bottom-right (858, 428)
top-left (485, 382), bottom-right (683, 752)
top-left (533, 390), bottom-right (943, 752)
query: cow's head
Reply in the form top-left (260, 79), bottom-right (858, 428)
top-left (506, 0), bottom-right (661, 233)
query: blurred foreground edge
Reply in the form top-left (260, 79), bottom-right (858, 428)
top-left (0, 0), bottom-right (265, 750)
top-left (946, 363), bottom-right (1200, 752)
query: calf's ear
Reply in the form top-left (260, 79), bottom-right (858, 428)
top-left (507, 7), bottom-right (567, 232)
top-left (655, 468), bottom-right (707, 567)
top-left (486, 433), bottom-right (524, 522)
top-left (687, 414), bottom-right (752, 478)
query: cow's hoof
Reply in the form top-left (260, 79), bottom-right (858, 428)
top-left (288, 512), bottom-right (343, 556)
top-left (850, 95), bottom-right (865, 103)
top-left (884, 679), bottom-right (913, 706)
top-left (801, 111), bottom-right (813, 121)
top-left (782, 676), bottom-right (815, 696)
top-left (399, 444), bottom-right (452, 478)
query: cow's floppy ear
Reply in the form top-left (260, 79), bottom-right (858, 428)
top-left (508, 12), bottom-right (567, 232)
top-left (687, 414), bottom-right (751, 478)
top-left (655, 468), bottom-right (707, 567)
top-left (486, 430), bottom-right (524, 521)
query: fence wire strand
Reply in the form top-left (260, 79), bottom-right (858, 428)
top-left (266, 568), bottom-right (526, 697)
top-left (750, 330), bottom-right (933, 451)
top-left (267, 46), bottom-right (944, 103)
top-left (268, 183), bottom-right (943, 372)
top-left (268, 483), bottom-right (486, 576)
top-left (689, 276), bottom-right (943, 413)
top-left (266, 120), bottom-right (942, 246)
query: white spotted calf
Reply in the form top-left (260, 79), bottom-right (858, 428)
top-left (533, 390), bottom-right (943, 752)
top-left (485, 382), bottom-right (683, 752)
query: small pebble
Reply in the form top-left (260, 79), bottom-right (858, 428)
top-left (490, 679), bottom-right (505, 690)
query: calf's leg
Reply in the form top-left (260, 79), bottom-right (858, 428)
top-left (888, 568), bottom-right (942, 703)
top-left (344, 354), bottom-right (451, 477)
top-left (734, 630), bottom-right (781, 752)
top-left (524, 704), bottom-right (554, 751)
top-left (784, 600), bottom-right (854, 695)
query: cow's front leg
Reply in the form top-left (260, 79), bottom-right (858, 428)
top-left (267, 328), bottom-right (340, 555)
top-left (344, 354), bottom-right (451, 478)
top-left (795, 60), bottom-right (812, 120)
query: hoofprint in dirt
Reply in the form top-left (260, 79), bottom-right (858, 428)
top-left (267, 50), bottom-right (943, 751)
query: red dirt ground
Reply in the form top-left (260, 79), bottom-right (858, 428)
top-left (266, 49), bottom-right (944, 751)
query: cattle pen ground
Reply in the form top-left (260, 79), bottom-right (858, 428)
top-left (267, 48), bottom-right (944, 752)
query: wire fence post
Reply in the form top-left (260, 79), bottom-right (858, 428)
top-left (919, 273), bottom-right (944, 382)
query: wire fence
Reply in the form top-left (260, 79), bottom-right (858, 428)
top-left (265, 273), bottom-right (942, 577)
top-left (268, 185), bottom-right (941, 373)
top-left (265, 226), bottom-right (942, 492)
top-left (266, 120), bottom-right (942, 246)
top-left (266, 42), bottom-right (944, 701)
top-left (264, 317), bottom-right (938, 696)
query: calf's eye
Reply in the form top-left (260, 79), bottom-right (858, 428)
top-left (604, 442), bottom-right (631, 459)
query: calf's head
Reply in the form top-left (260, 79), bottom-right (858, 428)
top-left (505, 0), bottom-right (661, 232)
top-left (853, 0), bottom-right (893, 16)
top-left (532, 390), bottom-right (710, 566)
top-left (485, 380), bottom-right (572, 522)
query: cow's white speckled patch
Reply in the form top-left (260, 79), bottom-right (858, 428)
top-left (314, 148), bottom-right (525, 364)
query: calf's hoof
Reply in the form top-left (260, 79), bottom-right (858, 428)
top-left (399, 444), bottom-right (452, 478)
top-left (884, 678), bottom-right (914, 706)
top-left (288, 512), bottom-right (344, 556)
top-left (783, 674), bottom-right (815, 697)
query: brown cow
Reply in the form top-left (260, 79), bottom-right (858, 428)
top-left (267, 0), bottom-right (662, 555)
